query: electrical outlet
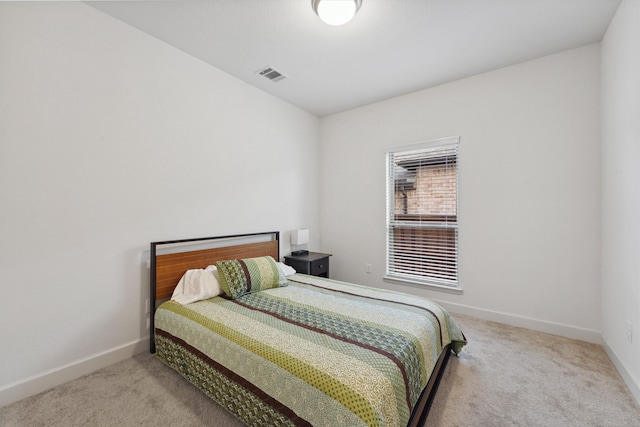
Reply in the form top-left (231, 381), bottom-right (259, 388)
top-left (365, 263), bottom-right (372, 274)
top-left (627, 321), bottom-right (633, 343)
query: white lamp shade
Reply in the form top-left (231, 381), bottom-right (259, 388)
top-left (291, 229), bottom-right (309, 245)
top-left (312, 0), bottom-right (362, 26)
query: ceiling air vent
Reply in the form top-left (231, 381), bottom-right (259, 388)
top-left (256, 66), bottom-right (286, 82)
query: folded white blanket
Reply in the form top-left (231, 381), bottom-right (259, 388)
top-left (171, 266), bottom-right (221, 305)
top-left (277, 262), bottom-right (296, 277)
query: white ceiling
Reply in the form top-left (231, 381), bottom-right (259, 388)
top-left (88, 0), bottom-right (621, 117)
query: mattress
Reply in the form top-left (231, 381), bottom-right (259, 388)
top-left (154, 273), bottom-right (466, 427)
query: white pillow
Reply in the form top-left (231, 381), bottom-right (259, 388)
top-left (277, 262), bottom-right (296, 276)
top-left (171, 266), bottom-right (222, 305)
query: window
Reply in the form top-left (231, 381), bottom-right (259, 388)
top-left (385, 137), bottom-right (459, 289)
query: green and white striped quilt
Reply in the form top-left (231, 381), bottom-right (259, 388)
top-left (155, 274), bottom-right (466, 427)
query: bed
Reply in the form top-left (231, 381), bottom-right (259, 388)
top-left (150, 231), bottom-right (466, 427)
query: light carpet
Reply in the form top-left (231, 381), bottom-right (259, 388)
top-left (2, 315), bottom-right (639, 426)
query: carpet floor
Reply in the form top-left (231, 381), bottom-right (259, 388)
top-left (2, 314), bottom-right (640, 426)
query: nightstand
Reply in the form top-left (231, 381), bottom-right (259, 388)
top-left (284, 252), bottom-right (332, 278)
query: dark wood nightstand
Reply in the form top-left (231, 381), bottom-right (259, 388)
top-left (284, 252), bottom-right (332, 278)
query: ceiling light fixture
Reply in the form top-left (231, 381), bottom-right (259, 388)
top-left (312, 0), bottom-right (362, 26)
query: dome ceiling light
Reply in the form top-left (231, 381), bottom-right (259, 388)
top-left (311, 0), bottom-right (362, 26)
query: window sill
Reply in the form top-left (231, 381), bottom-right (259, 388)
top-left (383, 275), bottom-right (463, 295)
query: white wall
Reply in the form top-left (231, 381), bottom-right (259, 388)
top-left (601, 0), bottom-right (640, 402)
top-left (320, 44), bottom-right (602, 342)
top-left (0, 2), bottom-right (320, 406)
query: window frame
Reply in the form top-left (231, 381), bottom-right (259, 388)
top-left (384, 136), bottom-right (461, 293)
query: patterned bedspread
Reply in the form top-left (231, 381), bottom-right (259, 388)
top-left (155, 274), bottom-right (466, 427)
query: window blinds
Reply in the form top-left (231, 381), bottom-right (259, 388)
top-left (386, 137), bottom-right (459, 287)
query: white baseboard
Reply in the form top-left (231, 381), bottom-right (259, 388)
top-left (0, 338), bottom-right (149, 408)
top-left (433, 299), bottom-right (602, 344)
top-left (602, 337), bottom-right (640, 405)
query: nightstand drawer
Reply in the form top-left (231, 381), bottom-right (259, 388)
top-left (310, 258), bottom-right (329, 276)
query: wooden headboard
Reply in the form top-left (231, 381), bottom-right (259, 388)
top-left (149, 231), bottom-right (279, 352)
